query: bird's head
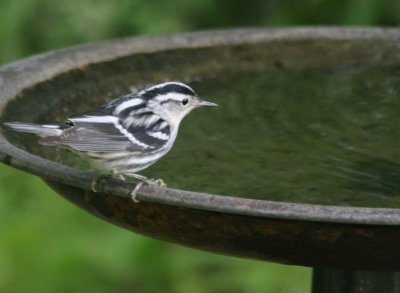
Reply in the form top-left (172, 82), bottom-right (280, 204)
top-left (142, 82), bottom-right (217, 124)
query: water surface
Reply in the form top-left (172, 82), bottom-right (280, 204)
top-left (3, 40), bottom-right (400, 207)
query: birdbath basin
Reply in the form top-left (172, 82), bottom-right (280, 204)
top-left (2, 28), bottom-right (400, 292)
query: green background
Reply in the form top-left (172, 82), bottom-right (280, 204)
top-left (0, 1), bottom-right (399, 292)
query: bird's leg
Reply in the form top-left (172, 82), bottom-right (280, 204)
top-left (129, 173), bottom-right (149, 182)
top-left (112, 170), bottom-right (126, 181)
top-left (125, 173), bottom-right (167, 202)
top-left (130, 174), bottom-right (166, 187)
top-left (130, 181), bottom-right (143, 203)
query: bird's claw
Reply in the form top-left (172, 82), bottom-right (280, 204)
top-left (91, 174), bottom-right (111, 193)
top-left (130, 178), bottom-right (166, 203)
top-left (146, 178), bottom-right (167, 187)
top-left (130, 182), bottom-right (143, 203)
top-left (90, 173), bottom-right (165, 203)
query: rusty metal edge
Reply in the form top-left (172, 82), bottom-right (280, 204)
top-left (1, 27), bottom-right (400, 226)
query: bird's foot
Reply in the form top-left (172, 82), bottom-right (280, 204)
top-left (128, 174), bottom-right (167, 203)
top-left (145, 178), bottom-right (167, 188)
top-left (91, 172), bottom-right (126, 193)
top-left (130, 181), bottom-right (143, 203)
top-left (91, 174), bottom-right (112, 193)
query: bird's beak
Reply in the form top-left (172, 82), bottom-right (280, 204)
top-left (198, 99), bottom-right (218, 107)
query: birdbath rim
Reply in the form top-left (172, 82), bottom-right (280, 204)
top-left (2, 27), bottom-right (400, 226)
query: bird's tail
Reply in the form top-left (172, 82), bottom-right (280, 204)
top-left (3, 122), bottom-right (62, 137)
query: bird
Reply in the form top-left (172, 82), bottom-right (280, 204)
top-left (3, 82), bottom-right (217, 201)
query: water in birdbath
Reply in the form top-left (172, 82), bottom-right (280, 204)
top-left (3, 40), bottom-right (400, 208)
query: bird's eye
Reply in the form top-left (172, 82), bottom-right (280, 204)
top-left (181, 98), bottom-right (189, 106)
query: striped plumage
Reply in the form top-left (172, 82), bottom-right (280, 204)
top-left (4, 82), bottom-right (217, 192)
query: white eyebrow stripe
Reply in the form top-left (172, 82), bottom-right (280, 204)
top-left (114, 98), bottom-right (144, 114)
top-left (155, 93), bottom-right (190, 103)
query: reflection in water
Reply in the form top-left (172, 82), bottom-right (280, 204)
top-left (154, 65), bottom-right (400, 208)
top-left (327, 152), bottom-right (400, 197)
top-left (3, 44), bottom-right (400, 207)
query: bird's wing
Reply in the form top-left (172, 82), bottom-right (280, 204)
top-left (39, 115), bottom-right (171, 153)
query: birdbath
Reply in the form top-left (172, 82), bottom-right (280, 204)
top-left (1, 28), bottom-right (400, 293)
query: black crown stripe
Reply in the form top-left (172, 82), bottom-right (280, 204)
top-left (142, 84), bottom-right (195, 99)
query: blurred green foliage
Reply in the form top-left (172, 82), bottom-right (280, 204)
top-left (0, 164), bottom-right (311, 293)
top-left (1, 0), bottom-right (399, 64)
top-left (0, 0), bottom-right (399, 292)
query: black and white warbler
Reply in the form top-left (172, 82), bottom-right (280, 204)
top-left (4, 82), bottom-right (217, 200)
